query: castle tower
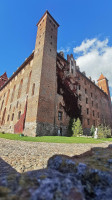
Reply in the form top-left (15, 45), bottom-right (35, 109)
top-left (97, 73), bottom-right (111, 100)
top-left (24, 11), bottom-right (59, 136)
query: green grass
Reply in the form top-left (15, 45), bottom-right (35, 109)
top-left (0, 132), bottom-right (111, 143)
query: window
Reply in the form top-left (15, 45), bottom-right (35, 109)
top-left (96, 103), bottom-right (98, 108)
top-left (1, 107), bottom-right (6, 125)
top-left (9, 105), bottom-right (12, 111)
top-left (18, 79), bottom-right (23, 99)
top-left (79, 85), bottom-right (81, 90)
top-left (92, 101), bottom-right (93, 106)
top-left (93, 110), bottom-right (94, 116)
top-left (16, 101), bottom-right (19, 108)
top-left (18, 111), bottom-right (21, 120)
top-left (26, 71), bottom-right (32, 94)
top-left (59, 103), bottom-right (62, 109)
top-left (11, 113), bottom-right (14, 121)
top-left (11, 85), bottom-right (16, 102)
top-left (85, 89), bottom-right (87, 94)
top-left (5, 89), bottom-right (10, 106)
top-left (97, 112), bottom-right (99, 118)
top-left (86, 98), bottom-right (88, 104)
top-left (79, 94), bottom-right (81, 101)
top-left (1, 100), bottom-right (4, 111)
top-left (80, 105), bottom-right (82, 112)
top-left (87, 108), bottom-right (89, 115)
top-left (91, 93), bottom-right (93, 97)
top-left (7, 115), bottom-right (10, 122)
top-left (58, 111), bottom-right (62, 121)
top-left (32, 83), bottom-right (35, 96)
top-left (87, 119), bottom-right (90, 125)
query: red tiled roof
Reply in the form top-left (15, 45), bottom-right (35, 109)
top-left (0, 72), bottom-right (8, 80)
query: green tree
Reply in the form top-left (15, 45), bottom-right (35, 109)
top-left (67, 118), bottom-right (73, 137)
top-left (97, 124), bottom-right (104, 139)
top-left (97, 124), bottom-right (111, 138)
top-left (90, 125), bottom-right (95, 137)
top-left (72, 118), bottom-right (83, 137)
top-left (104, 125), bottom-right (111, 138)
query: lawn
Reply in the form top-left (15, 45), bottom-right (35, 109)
top-left (0, 132), bottom-right (111, 143)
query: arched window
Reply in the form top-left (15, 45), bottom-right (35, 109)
top-left (5, 89), bottom-right (10, 106)
top-left (32, 83), bottom-right (35, 96)
top-left (18, 111), bottom-right (21, 120)
top-left (16, 101), bottom-right (19, 108)
top-left (59, 103), bottom-right (62, 109)
top-left (11, 85), bottom-right (16, 102)
top-left (11, 113), bottom-right (14, 121)
top-left (26, 71), bottom-right (32, 94)
top-left (7, 115), bottom-right (10, 122)
top-left (79, 94), bottom-right (81, 101)
top-left (1, 100), bottom-right (4, 111)
top-left (1, 107), bottom-right (6, 125)
top-left (18, 79), bottom-right (23, 99)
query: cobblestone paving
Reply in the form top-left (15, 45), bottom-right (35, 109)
top-left (0, 138), bottom-right (112, 176)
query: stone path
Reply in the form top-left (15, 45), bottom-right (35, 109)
top-left (0, 138), bottom-right (112, 176)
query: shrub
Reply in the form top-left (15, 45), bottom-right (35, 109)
top-left (97, 124), bottom-right (111, 138)
top-left (72, 118), bottom-right (83, 137)
top-left (104, 126), bottom-right (111, 138)
top-left (67, 118), bottom-right (73, 137)
top-left (90, 125), bottom-right (95, 137)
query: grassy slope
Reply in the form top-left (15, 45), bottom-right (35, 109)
top-left (0, 132), bottom-right (111, 143)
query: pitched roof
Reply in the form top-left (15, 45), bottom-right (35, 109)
top-left (98, 73), bottom-right (105, 81)
top-left (0, 72), bottom-right (8, 80)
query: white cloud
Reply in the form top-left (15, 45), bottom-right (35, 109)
top-left (74, 38), bottom-right (97, 54)
top-left (58, 46), bottom-right (70, 53)
top-left (73, 38), bottom-right (112, 88)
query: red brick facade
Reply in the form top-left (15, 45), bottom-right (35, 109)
top-left (0, 11), bottom-right (112, 136)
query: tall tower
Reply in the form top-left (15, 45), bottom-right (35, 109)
top-left (97, 73), bottom-right (111, 100)
top-left (24, 11), bottom-right (59, 136)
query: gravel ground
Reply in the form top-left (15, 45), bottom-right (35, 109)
top-left (0, 138), bottom-right (112, 176)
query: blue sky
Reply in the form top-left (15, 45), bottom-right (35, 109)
top-left (0, 0), bottom-right (112, 97)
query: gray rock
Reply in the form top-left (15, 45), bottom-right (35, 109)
top-left (108, 144), bottom-right (112, 148)
top-left (48, 155), bottom-right (77, 173)
top-left (108, 159), bottom-right (112, 164)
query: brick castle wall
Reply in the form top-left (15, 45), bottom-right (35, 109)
top-left (0, 11), bottom-right (112, 136)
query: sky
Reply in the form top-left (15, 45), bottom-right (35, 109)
top-left (0, 0), bottom-right (112, 99)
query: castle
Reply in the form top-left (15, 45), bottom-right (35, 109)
top-left (0, 11), bottom-right (112, 136)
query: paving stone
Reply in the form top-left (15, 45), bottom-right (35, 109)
top-left (0, 138), bottom-right (112, 177)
